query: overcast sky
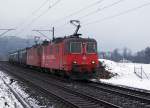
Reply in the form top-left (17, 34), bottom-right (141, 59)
top-left (0, 0), bottom-right (150, 52)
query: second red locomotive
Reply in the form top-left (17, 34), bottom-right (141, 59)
top-left (9, 20), bottom-right (99, 80)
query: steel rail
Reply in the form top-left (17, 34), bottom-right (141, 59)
top-left (87, 81), bottom-right (150, 104)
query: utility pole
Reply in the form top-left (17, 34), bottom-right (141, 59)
top-left (32, 27), bottom-right (55, 41)
top-left (52, 27), bottom-right (55, 40)
top-left (0, 29), bottom-right (15, 37)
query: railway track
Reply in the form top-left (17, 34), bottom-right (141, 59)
top-left (87, 81), bottom-right (150, 104)
top-left (72, 81), bottom-right (150, 107)
top-left (0, 62), bottom-right (150, 108)
top-left (72, 82), bottom-right (150, 108)
top-left (0, 62), bottom-right (120, 108)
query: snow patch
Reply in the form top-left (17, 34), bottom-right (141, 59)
top-left (0, 71), bottom-right (41, 108)
top-left (0, 71), bottom-right (23, 108)
top-left (99, 59), bottom-right (150, 90)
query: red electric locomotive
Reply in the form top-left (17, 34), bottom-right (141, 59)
top-left (9, 20), bottom-right (99, 80)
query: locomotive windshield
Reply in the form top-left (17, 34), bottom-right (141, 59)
top-left (86, 42), bottom-right (97, 53)
top-left (70, 42), bottom-right (82, 53)
top-left (68, 39), bottom-right (97, 54)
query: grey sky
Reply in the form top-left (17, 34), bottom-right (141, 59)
top-left (0, 0), bottom-right (150, 52)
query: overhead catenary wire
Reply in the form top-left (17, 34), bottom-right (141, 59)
top-left (0, 29), bottom-right (15, 37)
top-left (52, 0), bottom-right (105, 24)
top-left (30, 0), bottom-right (104, 32)
top-left (84, 2), bottom-right (150, 26)
top-left (43, 0), bottom-right (103, 32)
top-left (32, 0), bottom-right (50, 15)
top-left (15, 0), bottom-right (150, 39)
top-left (32, 29), bottom-right (54, 40)
top-left (16, 0), bottom-right (62, 36)
top-left (15, 0), bottom-right (123, 36)
top-left (54, 0), bottom-right (124, 36)
top-left (56, 1), bottom-right (150, 36)
top-left (54, 0), bottom-right (124, 30)
top-left (78, 0), bottom-right (125, 20)
top-left (15, 0), bottom-right (50, 29)
top-left (29, 0), bottom-right (62, 25)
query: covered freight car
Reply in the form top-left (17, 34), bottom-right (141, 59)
top-left (9, 51), bottom-right (19, 64)
top-left (9, 49), bottom-right (27, 65)
top-left (18, 49), bottom-right (27, 65)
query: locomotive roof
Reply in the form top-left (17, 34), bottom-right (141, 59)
top-left (64, 37), bottom-right (96, 42)
top-left (53, 35), bottom-right (96, 43)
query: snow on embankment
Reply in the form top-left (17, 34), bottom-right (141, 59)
top-left (99, 59), bottom-right (150, 90)
top-left (0, 71), bottom-right (40, 108)
top-left (0, 71), bottom-right (23, 108)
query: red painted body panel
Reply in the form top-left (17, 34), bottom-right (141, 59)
top-left (27, 46), bottom-right (41, 67)
top-left (41, 43), bottom-right (64, 70)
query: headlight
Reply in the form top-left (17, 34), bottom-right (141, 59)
top-left (73, 61), bottom-right (77, 64)
top-left (91, 61), bottom-right (95, 64)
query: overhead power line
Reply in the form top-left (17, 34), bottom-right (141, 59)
top-left (29, 0), bottom-right (62, 25)
top-left (55, 0), bottom-right (124, 30)
top-left (16, 0), bottom-right (50, 29)
top-left (78, 0), bottom-right (125, 20)
top-left (84, 2), bottom-right (150, 26)
top-left (56, 0), bottom-right (125, 29)
top-left (16, 0), bottom-right (62, 36)
top-left (32, 27), bottom-right (55, 40)
top-left (52, 0), bottom-right (104, 24)
top-left (0, 29), bottom-right (15, 37)
top-left (32, 0), bottom-right (49, 15)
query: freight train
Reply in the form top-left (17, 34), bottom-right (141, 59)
top-left (9, 20), bottom-right (99, 80)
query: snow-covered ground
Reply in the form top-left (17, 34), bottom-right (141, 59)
top-left (99, 59), bottom-right (150, 91)
top-left (0, 71), bottom-right (40, 108)
top-left (0, 71), bottom-right (23, 108)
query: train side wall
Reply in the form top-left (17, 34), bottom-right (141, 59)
top-left (41, 42), bottom-right (65, 71)
top-left (26, 46), bottom-right (41, 67)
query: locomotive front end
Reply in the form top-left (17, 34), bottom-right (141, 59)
top-left (65, 38), bottom-right (99, 79)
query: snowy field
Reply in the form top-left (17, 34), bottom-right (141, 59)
top-left (99, 59), bottom-right (150, 91)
